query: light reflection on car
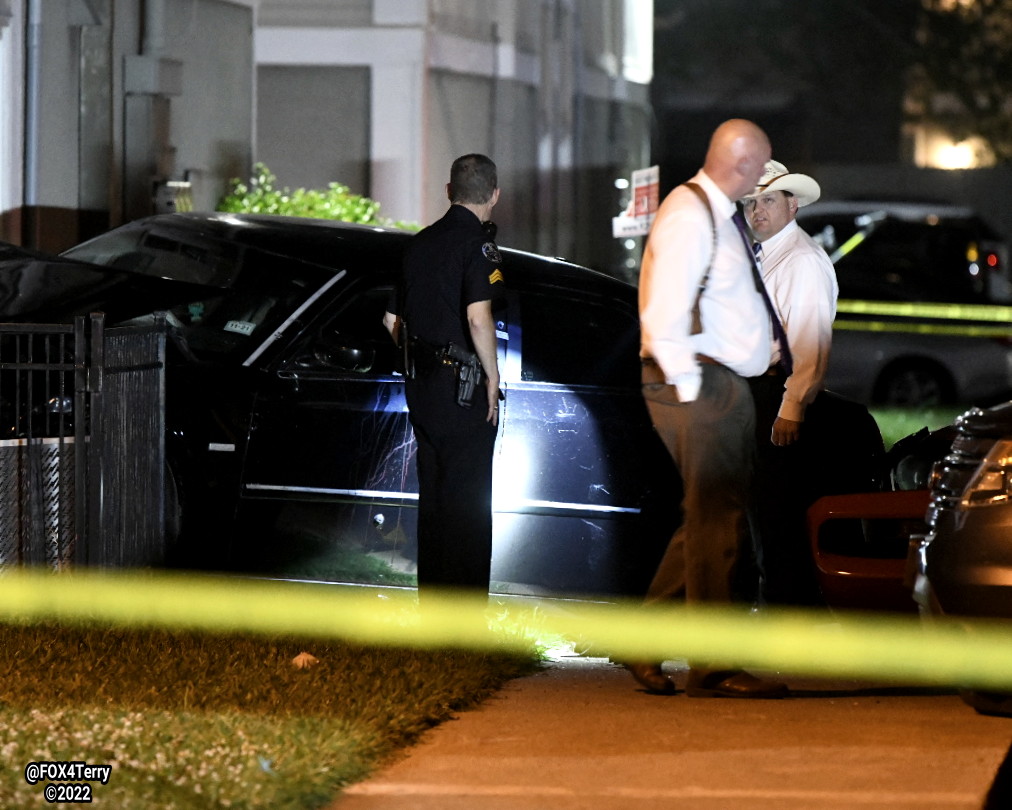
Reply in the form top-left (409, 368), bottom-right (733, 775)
top-left (913, 399), bottom-right (1012, 716)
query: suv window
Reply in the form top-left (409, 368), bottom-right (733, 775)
top-left (800, 211), bottom-right (993, 304)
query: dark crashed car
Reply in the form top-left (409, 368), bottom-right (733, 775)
top-left (5, 213), bottom-right (886, 602)
top-left (51, 212), bottom-right (681, 597)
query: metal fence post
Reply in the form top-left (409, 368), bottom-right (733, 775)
top-left (86, 313), bottom-right (105, 566)
top-left (73, 315), bottom-right (88, 565)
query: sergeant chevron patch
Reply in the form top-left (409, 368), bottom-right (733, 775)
top-left (488, 269), bottom-right (504, 284)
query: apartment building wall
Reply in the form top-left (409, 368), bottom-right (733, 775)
top-left (256, 0), bottom-right (653, 278)
top-left (1, 0), bottom-right (652, 279)
top-left (0, 0), bottom-right (254, 253)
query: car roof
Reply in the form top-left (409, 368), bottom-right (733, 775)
top-left (798, 200), bottom-right (979, 222)
top-left (108, 212), bottom-right (634, 300)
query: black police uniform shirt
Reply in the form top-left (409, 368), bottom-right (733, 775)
top-left (397, 204), bottom-right (504, 351)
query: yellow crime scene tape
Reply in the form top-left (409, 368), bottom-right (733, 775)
top-left (3, 568), bottom-right (1012, 692)
top-left (835, 299), bottom-right (1012, 339)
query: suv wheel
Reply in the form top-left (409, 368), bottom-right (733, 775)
top-left (873, 360), bottom-right (955, 407)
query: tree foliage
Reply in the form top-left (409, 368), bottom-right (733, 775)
top-left (651, 0), bottom-right (919, 163)
top-left (217, 163), bottom-right (417, 229)
top-left (908, 0), bottom-right (1012, 163)
top-left (651, 0), bottom-right (1012, 166)
top-left (654, 1), bottom-right (918, 110)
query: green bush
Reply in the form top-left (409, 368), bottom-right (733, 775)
top-left (217, 163), bottom-right (417, 230)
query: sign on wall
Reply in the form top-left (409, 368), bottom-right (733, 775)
top-left (612, 165), bottom-right (659, 238)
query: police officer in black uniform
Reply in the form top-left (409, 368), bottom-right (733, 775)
top-left (383, 154), bottom-right (504, 599)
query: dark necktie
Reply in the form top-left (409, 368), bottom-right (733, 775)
top-left (732, 211), bottom-right (793, 376)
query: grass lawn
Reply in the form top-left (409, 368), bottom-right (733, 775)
top-left (870, 404), bottom-right (968, 449)
top-left (0, 617), bottom-right (544, 809)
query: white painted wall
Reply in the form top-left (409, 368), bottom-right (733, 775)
top-left (0, 0), bottom-right (24, 217)
top-left (255, 0), bottom-right (653, 258)
top-left (255, 25), bottom-right (428, 225)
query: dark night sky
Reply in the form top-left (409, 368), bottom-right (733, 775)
top-left (651, 0), bottom-right (920, 192)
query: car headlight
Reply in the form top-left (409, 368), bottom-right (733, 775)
top-left (962, 439), bottom-right (1012, 507)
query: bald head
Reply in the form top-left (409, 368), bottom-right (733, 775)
top-left (703, 119), bottom-right (772, 201)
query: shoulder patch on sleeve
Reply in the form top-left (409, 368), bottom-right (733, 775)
top-left (488, 269), bottom-right (504, 284)
top-left (482, 242), bottom-right (502, 263)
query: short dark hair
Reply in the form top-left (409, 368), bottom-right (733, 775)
top-left (449, 154), bottom-right (497, 205)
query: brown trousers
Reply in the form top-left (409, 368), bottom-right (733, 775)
top-left (642, 361), bottom-right (758, 605)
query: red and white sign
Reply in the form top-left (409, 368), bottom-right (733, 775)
top-left (613, 165), bottom-right (659, 238)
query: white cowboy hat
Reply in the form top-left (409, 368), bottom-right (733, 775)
top-left (747, 160), bottom-right (821, 207)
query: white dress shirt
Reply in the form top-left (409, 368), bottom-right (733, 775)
top-left (756, 219), bottom-right (839, 421)
top-left (639, 171), bottom-right (773, 402)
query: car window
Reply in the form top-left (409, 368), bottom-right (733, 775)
top-left (288, 284), bottom-right (400, 376)
top-left (801, 214), bottom-right (863, 254)
top-left (800, 212), bottom-right (992, 304)
top-left (518, 289), bottom-right (639, 388)
top-left (121, 247), bottom-right (335, 362)
top-left (832, 220), bottom-right (987, 303)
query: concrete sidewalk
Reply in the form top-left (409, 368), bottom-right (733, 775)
top-left (329, 655), bottom-right (1012, 810)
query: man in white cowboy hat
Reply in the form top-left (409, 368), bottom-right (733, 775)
top-left (743, 159), bottom-right (838, 606)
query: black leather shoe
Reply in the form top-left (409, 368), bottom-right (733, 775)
top-left (686, 669), bottom-right (788, 699)
top-left (626, 663), bottom-right (676, 695)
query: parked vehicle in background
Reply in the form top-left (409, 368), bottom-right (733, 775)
top-left (913, 399), bottom-right (1012, 716)
top-left (797, 201), bottom-right (1012, 407)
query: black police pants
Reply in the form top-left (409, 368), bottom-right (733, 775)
top-left (406, 366), bottom-right (498, 596)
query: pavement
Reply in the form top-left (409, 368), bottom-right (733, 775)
top-left (328, 654), bottom-right (1012, 810)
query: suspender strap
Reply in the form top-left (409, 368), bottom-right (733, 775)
top-left (682, 182), bottom-right (716, 336)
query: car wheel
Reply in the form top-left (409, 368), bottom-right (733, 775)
top-left (872, 360), bottom-right (955, 407)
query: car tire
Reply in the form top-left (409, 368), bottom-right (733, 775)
top-left (872, 359), bottom-right (955, 407)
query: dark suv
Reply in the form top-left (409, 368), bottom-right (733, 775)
top-left (796, 201), bottom-right (1012, 406)
top-left (798, 201), bottom-right (1010, 304)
